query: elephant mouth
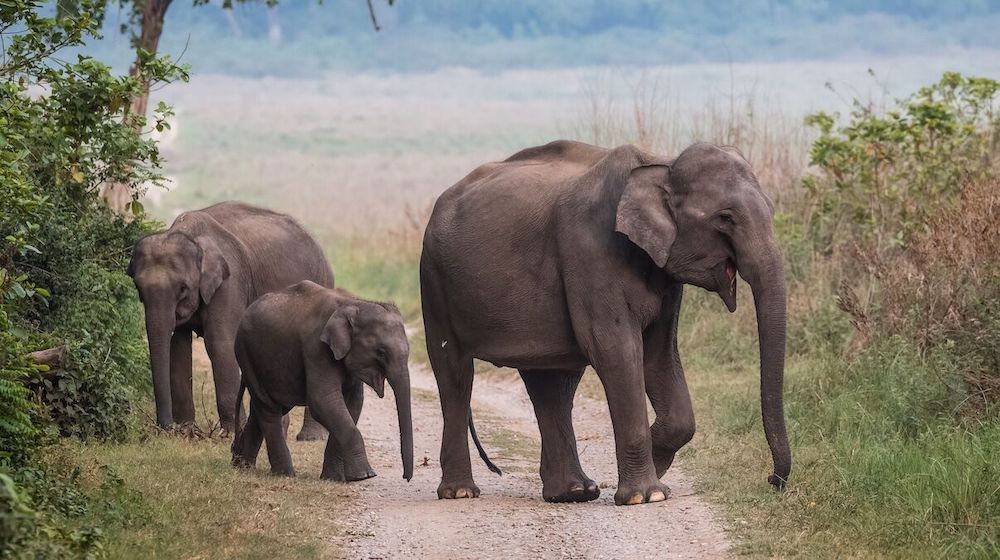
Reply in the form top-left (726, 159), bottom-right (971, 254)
top-left (714, 259), bottom-right (738, 313)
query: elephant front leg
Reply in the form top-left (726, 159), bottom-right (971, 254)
top-left (204, 332), bottom-right (243, 434)
top-left (317, 380), bottom-right (364, 482)
top-left (311, 382), bottom-right (375, 482)
top-left (644, 283), bottom-right (695, 478)
top-left (590, 336), bottom-right (669, 506)
top-left (169, 329), bottom-right (195, 425)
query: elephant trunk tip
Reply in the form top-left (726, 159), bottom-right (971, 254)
top-left (768, 471), bottom-right (789, 490)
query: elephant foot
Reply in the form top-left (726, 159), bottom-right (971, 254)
top-left (543, 477), bottom-right (600, 503)
top-left (295, 425), bottom-right (328, 442)
top-left (231, 455), bottom-right (255, 470)
top-left (219, 419), bottom-right (236, 434)
top-left (269, 466), bottom-right (296, 477)
top-left (345, 468), bottom-right (377, 482)
top-left (613, 480), bottom-right (670, 506)
top-left (437, 479), bottom-right (481, 500)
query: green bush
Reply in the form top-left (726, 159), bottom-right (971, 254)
top-left (1, 455), bottom-right (147, 560)
top-left (804, 72), bottom-right (1000, 256)
top-left (1, 1), bottom-right (184, 556)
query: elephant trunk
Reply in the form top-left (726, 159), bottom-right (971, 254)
top-left (743, 251), bottom-right (791, 488)
top-left (389, 367), bottom-right (414, 481)
top-left (144, 301), bottom-right (176, 429)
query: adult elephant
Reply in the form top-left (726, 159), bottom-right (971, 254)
top-left (128, 201), bottom-right (333, 439)
top-left (421, 140), bottom-right (789, 506)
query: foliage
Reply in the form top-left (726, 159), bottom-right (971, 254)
top-left (1, 1), bottom-right (183, 556)
top-left (1, 450), bottom-right (147, 560)
top-left (801, 72), bottom-right (1000, 410)
top-left (803, 72), bottom-right (1000, 255)
top-left (857, 176), bottom-right (1000, 411)
top-left (681, 336), bottom-right (1000, 559)
top-left (31, 263), bottom-right (150, 439)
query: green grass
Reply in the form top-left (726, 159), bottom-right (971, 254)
top-left (54, 341), bottom-right (348, 559)
top-left (675, 289), bottom-right (1000, 559)
top-left (322, 233), bottom-right (423, 321)
top-left (71, 437), bottom-right (328, 560)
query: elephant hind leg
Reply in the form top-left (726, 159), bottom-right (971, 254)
top-left (427, 331), bottom-right (478, 499)
top-left (422, 254), bottom-right (479, 499)
top-left (257, 404), bottom-right (295, 477)
top-left (233, 409), bottom-right (263, 469)
top-left (520, 368), bottom-right (599, 503)
top-left (295, 408), bottom-right (328, 441)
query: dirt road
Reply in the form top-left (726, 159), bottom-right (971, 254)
top-left (304, 364), bottom-right (732, 559)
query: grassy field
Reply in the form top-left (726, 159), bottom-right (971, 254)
top-left (63, 346), bottom-right (343, 559)
top-left (92, 61), bottom-right (1000, 558)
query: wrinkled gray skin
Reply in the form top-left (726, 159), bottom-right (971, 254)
top-left (128, 202), bottom-right (333, 439)
top-left (421, 140), bottom-right (789, 506)
top-left (231, 282), bottom-right (414, 482)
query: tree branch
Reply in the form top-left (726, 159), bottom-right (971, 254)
top-left (26, 345), bottom-right (66, 371)
top-left (366, 0), bottom-right (381, 31)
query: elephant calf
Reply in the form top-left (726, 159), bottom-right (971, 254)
top-left (231, 281), bottom-right (414, 482)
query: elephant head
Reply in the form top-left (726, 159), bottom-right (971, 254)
top-left (127, 231), bottom-right (230, 428)
top-left (321, 302), bottom-right (414, 481)
top-left (616, 142), bottom-right (790, 487)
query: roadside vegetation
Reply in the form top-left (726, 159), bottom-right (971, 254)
top-left (0, 4), bottom-right (334, 558)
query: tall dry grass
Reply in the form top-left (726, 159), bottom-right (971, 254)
top-left (570, 71), bottom-right (810, 203)
top-left (847, 176), bottom-right (1000, 410)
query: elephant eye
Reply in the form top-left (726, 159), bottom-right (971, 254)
top-left (376, 347), bottom-right (388, 361)
top-left (719, 212), bottom-right (736, 226)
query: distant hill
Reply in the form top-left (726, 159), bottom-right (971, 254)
top-left (82, 0), bottom-right (1000, 75)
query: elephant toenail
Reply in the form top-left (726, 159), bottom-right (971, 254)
top-left (455, 488), bottom-right (468, 498)
top-left (626, 493), bottom-right (644, 505)
top-left (649, 490), bottom-right (666, 502)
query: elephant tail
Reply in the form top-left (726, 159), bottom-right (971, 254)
top-left (231, 378), bottom-right (247, 460)
top-left (468, 408), bottom-right (502, 476)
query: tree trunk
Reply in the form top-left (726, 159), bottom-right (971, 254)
top-left (129, 0), bottom-right (173, 119)
top-left (102, 0), bottom-right (174, 214)
top-left (25, 345), bottom-right (66, 370)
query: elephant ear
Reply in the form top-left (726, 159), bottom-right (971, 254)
top-left (126, 252), bottom-right (138, 278)
top-left (321, 305), bottom-right (359, 361)
top-left (196, 237), bottom-right (230, 304)
top-left (615, 164), bottom-right (676, 268)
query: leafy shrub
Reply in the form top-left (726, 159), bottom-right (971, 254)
top-left (1, 0), bottom-right (182, 455)
top-left (802, 72), bottom-right (1000, 410)
top-left (1, 455), bottom-right (147, 560)
top-left (1, 2), bottom-right (183, 557)
top-left (804, 72), bottom-right (1000, 256)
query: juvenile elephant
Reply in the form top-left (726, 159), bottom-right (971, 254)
top-left (128, 202), bottom-right (332, 438)
top-left (231, 281), bottom-right (414, 482)
top-left (421, 140), bottom-right (789, 505)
